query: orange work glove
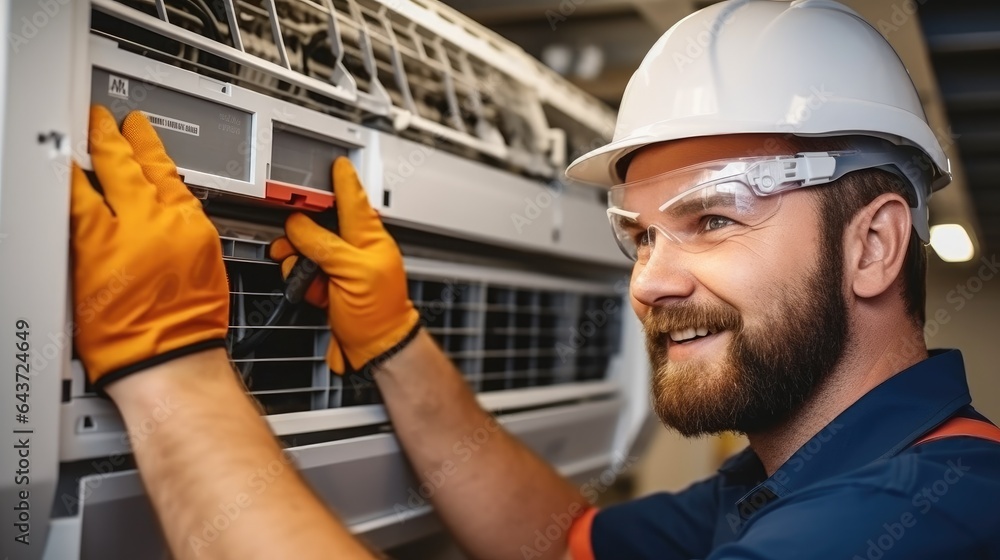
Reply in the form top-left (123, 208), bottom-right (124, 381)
top-left (269, 157), bottom-right (420, 374)
top-left (71, 106), bottom-right (230, 389)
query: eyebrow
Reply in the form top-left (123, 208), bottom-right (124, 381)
top-left (660, 191), bottom-right (738, 217)
top-left (619, 220), bottom-right (645, 237)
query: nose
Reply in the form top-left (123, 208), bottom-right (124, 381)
top-left (630, 237), bottom-right (697, 312)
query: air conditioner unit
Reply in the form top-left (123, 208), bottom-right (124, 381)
top-left (0, 1), bottom-right (651, 558)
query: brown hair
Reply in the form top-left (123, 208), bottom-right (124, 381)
top-left (781, 135), bottom-right (927, 325)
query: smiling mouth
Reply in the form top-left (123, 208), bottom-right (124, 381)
top-left (667, 327), bottom-right (720, 344)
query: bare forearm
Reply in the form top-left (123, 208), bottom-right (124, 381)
top-left (106, 349), bottom-right (375, 560)
top-left (374, 331), bottom-right (587, 560)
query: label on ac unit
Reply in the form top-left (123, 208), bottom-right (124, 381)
top-left (141, 111), bottom-right (201, 136)
top-left (90, 67), bottom-right (253, 183)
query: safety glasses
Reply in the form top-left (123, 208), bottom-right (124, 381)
top-left (607, 146), bottom-right (929, 263)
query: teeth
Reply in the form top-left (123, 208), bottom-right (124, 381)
top-left (668, 327), bottom-right (714, 342)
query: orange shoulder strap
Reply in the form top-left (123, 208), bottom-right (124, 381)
top-left (913, 417), bottom-right (1000, 446)
top-left (568, 507), bottom-right (599, 560)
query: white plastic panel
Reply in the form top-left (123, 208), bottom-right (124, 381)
top-left (70, 400), bottom-right (621, 558)
top-left (364, 130), bottom-right (557, 249)
top-left (557, 183), bottom-right (630, 267)
top-left (0, 2), bottom-right (85, 557)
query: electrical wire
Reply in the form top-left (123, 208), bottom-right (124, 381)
top-left (230, 210), bottom-right (338, 360)
top-left (231, 254), bottom-right (322, 358)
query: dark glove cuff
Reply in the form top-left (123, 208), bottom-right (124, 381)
top-left (94, 338), bottom-right (229, 393)
top-left (364, 322), bottom-right (423, 373)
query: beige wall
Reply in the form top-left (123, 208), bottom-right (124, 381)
top-left (925, 255), bottom-right (1000, 420)
top-left (634, 430), bottom-right (742, 495)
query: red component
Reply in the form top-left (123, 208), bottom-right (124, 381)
top-left (265, 180), bottom-right (335, 211)
top-left (913, 417), bottom-right (1000, 446)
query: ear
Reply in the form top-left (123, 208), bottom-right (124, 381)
top-left (845, 193), bottom-right (912, 299)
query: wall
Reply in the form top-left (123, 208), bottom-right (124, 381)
top-left (925, 253), bottom-right (1000, 420)
top-left (633, 430), bottom-right (741, 495)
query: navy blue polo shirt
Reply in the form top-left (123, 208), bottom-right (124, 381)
top-left (590, 350), bottom-right (1000, 559)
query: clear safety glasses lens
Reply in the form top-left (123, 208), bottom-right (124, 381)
top-left (606, 145), bottom-right (935, 262)
top-left (608, 178), bottom-right (782, 263)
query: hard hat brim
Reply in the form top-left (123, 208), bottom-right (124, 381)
top-left (565, 105), bottom-right (951, 191)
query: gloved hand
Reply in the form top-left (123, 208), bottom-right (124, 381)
top-left (71, 105), bottom-right (230, 389)
top-left (269, 157), bottom-right (420, 374)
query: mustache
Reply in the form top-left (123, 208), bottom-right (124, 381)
top-left (642, 302), bottom-right (743, 335)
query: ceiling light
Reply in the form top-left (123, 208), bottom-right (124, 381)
top-left (575, 44), bottom-right (604, 80)
top-left (541, 44), bottom-right (572, 75)
top-left (930, 224), bottom-right (974, 263)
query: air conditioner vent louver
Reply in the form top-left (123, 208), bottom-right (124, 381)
top-left (222, 236), bottom-right (334, 415)
top-left (84, 235), bottom-right (625, 414)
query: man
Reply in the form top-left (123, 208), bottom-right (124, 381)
top-left (70, 1), bottom-right (1000, 559)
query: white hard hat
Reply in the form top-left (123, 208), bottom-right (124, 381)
top-left (565, 0), bottom-right (952, 196)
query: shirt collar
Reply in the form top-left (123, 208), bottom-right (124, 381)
top-left (726, 349), bottom-right (970, 519)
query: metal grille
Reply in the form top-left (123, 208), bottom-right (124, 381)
top-left (219, 236), bottom-right (623, 415)
top-left (222, 236), bottom-right (337, 415)
top-left (91, 0), bottom-right (615, 178)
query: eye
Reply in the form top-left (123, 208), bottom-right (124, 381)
top-left (634, 228), bottom-right (652, 247)
top-left (703, 215), bottom-right (737, 232)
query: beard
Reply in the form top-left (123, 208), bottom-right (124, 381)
top-left (645, 246), bottom-right (848, 437)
